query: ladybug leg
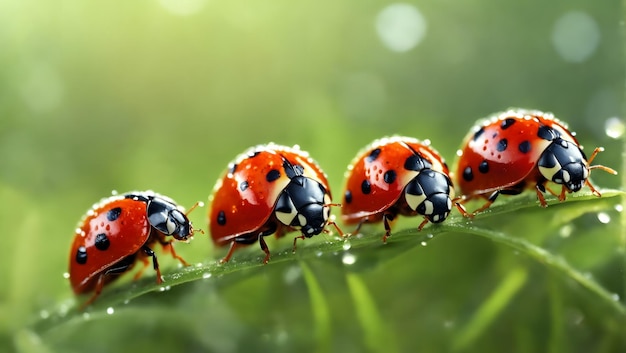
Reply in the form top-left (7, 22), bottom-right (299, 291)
top-left (382, 212), bottom-right (395, 243)
top-left (451, 197), bottom-right (472, 218)
top-left (158, 239), bottom-right (190, 267)
top-left (534, 184), bottom-right (548, 207)
top-left (472, 190), bottom-right (500, 215)
top-left (141, 245), bottom-right (163, 284)
top-left (258, 235), bottom-right (271, 264)
top-left (292, 234), bottom-right (305, 254)
top-left (352, 217), bottom-right (369, 236)
top-left (417, 217), bottom-right (429, 231)
top-left (322, 220), bottom-right (346, 237)
top-left (584, 179), bottom-right (602, 197)
top-left (81, 274), bottom-right (106, 309)
top-left (220, 241), bottom-right (239, 264)
top-left (132, 256), bottom-right (151, 281)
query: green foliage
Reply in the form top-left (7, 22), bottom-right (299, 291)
top-left (21, 189), bottom-right (626, 353)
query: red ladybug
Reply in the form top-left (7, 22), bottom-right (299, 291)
top-left (455, 109), bottom-right (617, 213)
top-left (208, 143), bottom-right (342, 264)
top-left (341, 136), bottom-right (465, 242)
top-left (69, 191), bottom-right (196, 307)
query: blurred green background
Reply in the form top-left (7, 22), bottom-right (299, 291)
top-left (1, 0), bottom-right (624, 352)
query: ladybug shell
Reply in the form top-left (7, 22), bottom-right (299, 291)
top-left (69, 196), bottom-right (150, 294)
top-left (341, 136), bottom-right (450, 223)
top-left (455, 109), bottom-right (579, 196)
top-left (208, 143), bottom-right (331, 246)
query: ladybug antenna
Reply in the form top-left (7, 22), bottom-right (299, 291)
top-left (185, 201), bottom-right (204, 216)
top-left (587, 147), bottom-right (618, 175)
top-left (185, 201), bottom-right (205, 235)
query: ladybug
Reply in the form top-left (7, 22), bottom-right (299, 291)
top-left (341, 136), bottom-right (465, 242)
top-left (69, 191), bottom-right (197, 307)
top-left (455, 109), bottom-right (617, 213)
top-left (208, 143), bottom-right (342, 264)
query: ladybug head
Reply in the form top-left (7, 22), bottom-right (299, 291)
top-left (538, 139), bottom-right (589, 192)
top-left (274, 176), bottom-right (331, 237)
top-left (147, 197), bottom-right (194, 241)
top-left (404, 170), bottom-right (453, 224)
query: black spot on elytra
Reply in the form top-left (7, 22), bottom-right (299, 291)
top-left (518, 140), bottom-right (531, 154)
top-left (501, 118), bottom-right (516, 129)
top-left (344, 190), bottom-right (353, 204)
top-left (239, 181), bottom-right (249, 191)
top-left (95, 233), bottom-right (110, 251)
top-left (217, 210), bottom-right (226, 225)
top-left (463, 166), bottom-right (474, 181)
top-left (266, 169), bottom-right (281, 182)
top-left (472, 126), bottom-right (485, 141)
top-left (76, 246), bottom-right (87, 264)
top-left (478, 160), bottom-right (489, 173)
top-left (497, 138), bottom-right (508, 152)
top-left (361, 180), bottom-right (371, 194)
top-left (384, 170), bottom-right (396, 184)
top-left (366, 148), bottom-right (381, 162)
top-left (106, 207), bottom-right (121, 222)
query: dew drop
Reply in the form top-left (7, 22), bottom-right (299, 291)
top-left (202, 272), bottom-right (212, 279)
top-left (615, 204), bottom-right (623, 212)
top-left (159, 285), bottom-right (171, 292)
top-left (123, 299), bottom-right (130, 305)
top-left (195, 262), bottom-right (203, 267)
top-left (106, 307), bottom-right (115, 315)
top-left (426, 233), bottom-right (434, 239)
top-left (342, 253), bottom-right (357, 265)
top-left (420, 241), bottom-right (427, 246)
top-left (342, 241), bottom-right (352, 251)
top-left (611, 293), bottom-right (621, 301)
top-left (315, 250), bottom-right (324, 257)
top-left (62, 272), bottom-right (70, 279)
top-left (82, 312), bottom-right (91, 320)
top-left (604, 117), bottom-right (625, 139)
top-left (597, 212), bottom-right (611, 224)
top-left (111, 190), bottom-right (118, 196)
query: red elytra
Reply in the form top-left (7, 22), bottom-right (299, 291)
top-left (208, 143), bottom-right (342, 264)
top-left (341, 136), bottom-right (466, 242)
top-left (455, 109), bottom-right (617, 213)
top-left (69, 191), bottom-right (196, 308)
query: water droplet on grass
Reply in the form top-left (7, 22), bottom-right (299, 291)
top-left (106, 307), bottom-right (115, 315)
top-left (202, 272), bottom-right (212, 279)
top-left (342, 241), bottom-right (352, 250)
top-left (342, 253), bottom-right (357, 265)
top-left (39, 310), bottom-right (49, 319)
top-left (597, 212), bottom-right (611, 224)
top-left (615, 204), bottom-right (623, 212)
top-left (62, 272), bottom-right (70, 279)
top-left (420, 241), bottom-right (427, 246)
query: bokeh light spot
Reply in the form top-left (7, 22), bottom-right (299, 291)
top-left (376, 3), bottom-right (427, 53)
top-left (551, 11), bottom-right (600, 63)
